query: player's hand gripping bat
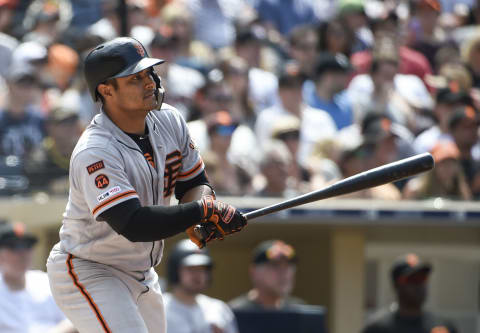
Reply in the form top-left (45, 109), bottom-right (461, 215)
top-left (194, 152), bottom-right (435, 247)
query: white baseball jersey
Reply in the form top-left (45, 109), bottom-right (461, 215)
top-left (164, 293), bottom-right (238, 333)
top-left (0, 270), bottom-right (66, 333)
top-left (52, 103), bottom-right (204, 272)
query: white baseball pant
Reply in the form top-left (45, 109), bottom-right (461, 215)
top-left (47, 250), bottom-right (166, 333)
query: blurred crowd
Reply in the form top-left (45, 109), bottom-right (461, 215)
top-left (0, 0), bottom-right (480, 201)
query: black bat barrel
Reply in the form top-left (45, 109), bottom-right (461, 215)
top-left (244, 153), bottom-right (435, 220)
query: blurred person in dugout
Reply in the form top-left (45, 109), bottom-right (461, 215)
top-left (0, 220), bottom-right (76, 333)
top-left (361, 253), bottom-right (458, 333)
top-left (202, 110), bottom-right (252, 196)
top-left (229, 240), bottom-right (305, 311)
top-left (164, 239), bottom-right (238, 333)
top-left (403, 140), bottom-right (472, 200)
top-left (24, 105), bottom-right (84, 194)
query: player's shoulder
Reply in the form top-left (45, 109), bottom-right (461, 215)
top-left (196, 294), bottom-right (231, 311)
top-left (362, 307), bottom-right (395, 332)
top-left (150, 103), bottom-right (188, 131)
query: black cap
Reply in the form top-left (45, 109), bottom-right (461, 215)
top-left (391, 253), bottom-right (432, 282)
top-left (84, 37), bottom-right (164, 101)
top-left (252, 240), bottom-right (297, 264)
top-left (448, 105), bottom-right (480, 130)
top-left (314, 52), bottom-right (352, 78)
top-left (0, 221), bottom-right (38, 249)
top-left (278, 62), bottom-right (305, 88)
top-left (435, 86), bottom-right (472, 105)
top-left (235, 25), bottom-right (267, 45)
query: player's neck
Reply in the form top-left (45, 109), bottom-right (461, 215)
top-left (104, 107), bottom-right (147, 135)
top-left (248, 288), bottom-right (285, 309)
top-left (172, 287), bottom-right (197, 305)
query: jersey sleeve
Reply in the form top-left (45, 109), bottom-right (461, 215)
top-left (172, 109), bottom-right (205, 182)
top-left (71, 148), bottom-right (140, 220)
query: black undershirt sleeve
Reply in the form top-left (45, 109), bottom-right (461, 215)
top-left (175, 171), bottom-right (213, 201)
top-left (98, 198), bottom-right (202, 242)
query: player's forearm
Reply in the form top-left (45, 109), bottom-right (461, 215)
top-left (99, 199), bottom-right (203, 242)
top-left (122, 202), bottom-right (202, 241)
top-left (179, 184), bottom-right (215, 204)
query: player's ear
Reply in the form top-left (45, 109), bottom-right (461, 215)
top-left (97, 83), bottom-right (112, 99)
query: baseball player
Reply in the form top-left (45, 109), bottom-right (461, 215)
top-left (164, 239), bottom-right (238, 333)
top-left (46, 37), bottom-right (247, 333)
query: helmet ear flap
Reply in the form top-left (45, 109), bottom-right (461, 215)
top-left (150, 68), bottom-right (165, 108)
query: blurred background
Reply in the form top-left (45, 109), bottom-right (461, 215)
top-left (0, 0), bottom-right (480, 332)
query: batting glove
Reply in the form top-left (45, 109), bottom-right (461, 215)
top-left (198, 195), bottom-right (247, 236)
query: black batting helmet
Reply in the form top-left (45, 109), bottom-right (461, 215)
top-left (167, 239), bottom-right (213, 285)
top-left (84, 37), bottom-right (165, 102)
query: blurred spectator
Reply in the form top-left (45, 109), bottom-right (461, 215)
top-left (187, 70), bottom-right (260, 169)
top-left (361, 253), bottom-right (459, 333)
top-left (24, 106), bottom-right (83, 194)
top-left (270, 116), bottom-right (312, 194)
top-left (460, 33), bottom-right (480, 88)
top-left (21, 0), bottom-right (66, 46)
top-left (43, 43), bottom-right (80, 92)
top-left (448, 105), bottom-right (480, 187)
top-left (348, 40), bottom-right (433, 128)
top-left (413, 84), bottom-right (474, 154)
top-left (218, 56), bottom-right (255, 127)
top-left (87, 0), bottom-right (158, 41)
top-left (252, 139), bottom-right (297, 197)
top-left (183, 0), bottom-right (253, 50)
top-left (255, 62), bottom-right (336, 166)
top-left (165, 239), bottom-right (239, 333)
top-left (318, 18), bottom-right (356, 58)
top-left (202, 111), bottom-right (251, 196)
top-left (403, 140), bottom-right (472, 200)
top-left (68, 0), bottom-right (104, 31)
top-left (149, 31), bottom-right (206, 119)
top-left (303, 52), bottom-right (354, 130)
top-left (0, 64), bottom-right (45, 159)
top-left (361, 114), bottom-right (416, 166)
top-left (350, 10), bottom-right (433, 85)
top-left (0, 0), bottom-right (20, 36)
top-left (159, 1), bottom-right (215, 71)
top-left (0, 221), bottom-right (76, 333)
top-left (286, 24), bottom-right (319, 79)
top-left (229, 239), bottom-right (305, 310)
top-left (233, 24), bottom-right (279, 113)
top-left (337, 0), bottom-right (373, 53)
top-left (406, 0), bottom-right (446, 68)
top-left (250, 0), bottom-right (325, 36)
top-left (335, 140), bottom-right (402, 200)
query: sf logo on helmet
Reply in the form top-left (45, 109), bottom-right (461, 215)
top-left (134, 43), bottom-right (145, 57)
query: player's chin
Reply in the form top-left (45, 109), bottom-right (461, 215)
top-left (143, 96), bottom-right (158, 111)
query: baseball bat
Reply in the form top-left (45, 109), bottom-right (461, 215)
top-left (243, 152), bottom-right (435, 220)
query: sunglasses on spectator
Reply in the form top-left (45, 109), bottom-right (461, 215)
top-left (276, 130), bottom-right (300, 141)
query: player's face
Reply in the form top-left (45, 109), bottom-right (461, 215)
top-left (178, 265), bottom-right (210, 295)
top-left (253, 260), bottom-right (296, 298)
top-left (0, 247), bottom-right (33, 279)
top-left (109, 68), bottom-right (159, 114)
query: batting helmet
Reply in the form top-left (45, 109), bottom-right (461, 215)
top-left (84, 37), bottom-right (165, 102)
top-left (167, 239), bottom-right (213, 285)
